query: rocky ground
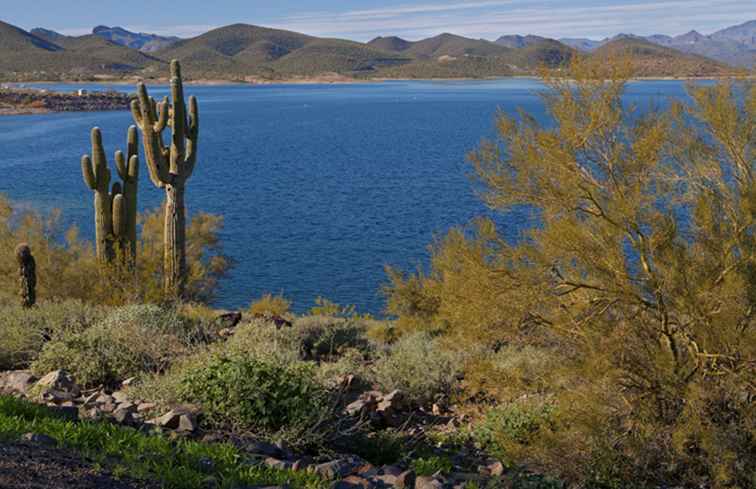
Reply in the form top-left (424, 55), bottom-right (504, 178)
top-left (0, 440), bottom-right (157, 489)
top-left (0, 368), bottom-right (508, 489)
top-left (0, 88), bottom-right (132, 115)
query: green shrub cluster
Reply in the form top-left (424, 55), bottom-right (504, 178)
top-left (31, 304), bottom-right (209, 386)
top-left (177, 354), bottom-right (330, 440)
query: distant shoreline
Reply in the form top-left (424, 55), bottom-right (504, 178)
top-left (8, 74), bottom-right (752, 88)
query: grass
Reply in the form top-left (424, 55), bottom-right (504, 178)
top-left (0, 395), bottom-right (327, 489)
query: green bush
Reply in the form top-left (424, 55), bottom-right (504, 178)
top-left (31, 304), bottom-right (201, 386)
top-left (178, 354), bottom-right (330, 437)
top-left (472, 401), bottom-right (557, 458)
top-left (0, 300), bottom-right (105, 370)
top-left (224, 320), bottom-right (301, 364)
top-left (294, 316), bottom-right (372, 361)
top-left (370, 332), bottom-right (462, 406)
top-left (411, 455), bottom-right (454, 476)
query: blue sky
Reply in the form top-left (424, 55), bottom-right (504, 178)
top-left (4, 0), bottom-right (755, 41)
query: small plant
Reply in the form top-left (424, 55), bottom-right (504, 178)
top-left (15, 243), bottom-right (35, 308)
top-left (472, 401), bottom-right (557, 457)
top-left (178, 354), bottom-right (330, 439)
top-left (249, 293), bottom-right (291, 317)
top-left (370, 332), bottom-right (462, 406)
top-left (411, 455), bottom-right (454, 476)
top-left (295, 316), bottom-right (372, 361)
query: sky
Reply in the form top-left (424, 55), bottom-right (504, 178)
top-left (3, 0), bottom-right (755, 41)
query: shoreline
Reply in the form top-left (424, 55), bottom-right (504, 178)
top-left (6, 73), bottom-right (752, 88)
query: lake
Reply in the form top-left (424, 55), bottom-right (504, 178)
top-left (0, 79), bottom-right (695, 314)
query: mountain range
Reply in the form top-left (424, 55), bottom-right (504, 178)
top-left (560, 19), bottom-right (756, 68)
top-left (0, 20), bottom-right (749, 82)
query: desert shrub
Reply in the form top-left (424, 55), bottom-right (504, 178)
top-left (225, 320), bottom-right (301, 364)
top-left (308, 297), bottom-right (371, 320)
top-left (178, 354), bottom-right (330, 440)
top-left (370, 332), bottom-right (463, 406)
top-left (314, 349), bottom-right (371, 389)
top-left (294, 316), bottom-right (372, 361)
top-left (0, 300), bottom-right (106, 370)
top-left (0, 198), bottom-right (229, 306)
top-left (411, 455), bottom-right (454, 476)
top-left (472, 401), bottom-right (557, 460)
top-left (365, 320), bottom-right (397, 345)
top-left (31, 304), bottom-right (200, 386)
top-left (249, 293), bottom-right (291, 317)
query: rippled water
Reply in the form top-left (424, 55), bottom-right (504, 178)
top-left (0, 79), bottom-right (694, 314)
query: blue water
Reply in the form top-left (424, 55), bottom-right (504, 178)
top-left (0, 79), bottom-right (694, 314)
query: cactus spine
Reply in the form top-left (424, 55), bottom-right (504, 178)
top-left (81, 127), bottom-right (133, 266)
top-left (130, 59), bottom-right (199, 299)
top-left (15, 243), bottom-right (36, 308)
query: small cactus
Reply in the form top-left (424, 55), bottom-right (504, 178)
top-left (15, 243), bottom-right (36, 308)
top-left (131, 60), bottom-right (199, 298)
top-left (82, 127), bottom-right (138, 266)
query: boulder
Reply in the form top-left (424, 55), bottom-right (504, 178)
top-left (34, 370), bottom-right (80, 397)
top-left (397, 470), bottom-right (416, 489)
top-left (0, 371), bottom-right (36, 394)
top-left (111, 390), bottom-right (129, 403)
top-left (21, 432), bottom-right (58, 447)
top-left (415, 476), bottom-right (444, 489)
top-left (312, 459), bottom-right (360, 479)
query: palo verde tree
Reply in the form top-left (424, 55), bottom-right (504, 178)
top-left (387, 59), bottom-right (754, 486)
top-left (130, 59), bottom-right (199, 299)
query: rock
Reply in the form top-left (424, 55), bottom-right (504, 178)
top-left (100, 402), bottom-right (116, 413)
top-left (397, 470), bottom-right (416, 489)
top-left (50, 405), bottom-right (79, 422)
top-left (245, 440), bottom-right (282, 457)
top-left (112, 391), bottom-right (129, 403)
top-left (482, 460), bottom-right (504, 477)
top-left (21, 433), bottom-right (57, 447)
top-left (35, 370), bottom-right (80, 397)
top-left (0, 371), bottom-right (36, 394)
top-left (136, 402), bottom-right (157, 413)
top-left (415, 476), bottom-right (443, 489)
top-left (177, 412), bottom-right (198, 432)
top-left (95, 393), bottom-right (114, 405)
top-left (121, 377), bottom-right (137, 387)
top-left (379, 465), bottom-right (403, 477)
top-left (291, 457), bottom-right (313, 472)
top-left (41, 389), bottom-right (75, 404)
top-left (312, 459), bottom-right (359, 479)
top-left (378, 390), bottom-right (405, 410)
top-left (196, 457), bottom-right (215, 474)
top-left (346, 398), bottom-right (376, 416)
top-left (113, 404), bottom-right (137, 425)
top-left (332, 476), bottom-right (375, 489)
top-left (217, 311), bottom-right (243, 329)
top-left (264, 457), bottom-right (293, 470)
top-left (149, 410), bottom-right (182, 429)
top-left (80, 391), bottom-right (100, 406)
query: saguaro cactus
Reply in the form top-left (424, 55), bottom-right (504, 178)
top-left (15, 243), bottom-right (36, 308)
top-left (81, 127), bottom-right (130, 265)
top-left (114, 126), bottom-right (139, 262)
top-left (130, 59), bottom-right (199, 299)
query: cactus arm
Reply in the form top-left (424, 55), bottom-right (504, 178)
top-left (155, 98), bottom-right (169, 133)
top-left (130, 100), bottom-right (143, 128)
top-left (115, 150), bottom-right (127, 180)
top-left (82, 155), bottom-right (96, 189)
top-left (133, 83), bottom-right (170, 188)
top-left (91, 128), bottom-right (110, 188)
top-left (127, 125), bottom-right (138, 161)
top-left (184, 95), bottom-right (199, 178)
top-left (112, 194), bottom-right (126, 238)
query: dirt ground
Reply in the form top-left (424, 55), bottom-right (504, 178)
top-left (0, 441), bottom-right (157, 489)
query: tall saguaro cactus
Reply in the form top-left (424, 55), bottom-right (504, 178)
top-left (130, 59), bottom-right (199, 299)
top-left (15, 243), bottom-right (36, 308)
top-left (81, 127), bottom-right (129, 265)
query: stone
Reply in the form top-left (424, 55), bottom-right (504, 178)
top-left (264, 457), bottom-right (293, 470)
top-left (397, 470), bottom-right (416, 489)
top-left (149, 410), bottom-right (182, 429)
top-left (137, 402), bottom-right (157, 413)
top-left (50, 405), bottom-right (79, 422)
top-left (21, 433), bottom-right (57, 447)
top-left (96, 393), bottom-right (115, 405)
top-left (379, 465), bottom-right (403, 477)
top-left (177, 412), bottom-right (198, 432)
top-left (217, 311), bottom-right (243, 329)
top-left (100, 402), bottom-right (116, 413)
top-left (415, 476), bottom-right (443, 489)
top-left (196, 457), bottom-right (215, 474)
top-left (113, 404), bottom-right (137, 424)
top-left (346, 398), bottom-right (375, 416)
top-left (332, 476), bottom-right (375, 489)
top-left (312, 459), bottom-right (358, 479)
top-left (35, 370), bottom-right (80, 397)
top-left (0, 371), bottom-right (36, 394)
top-left (121, 377), bottom-right (137, 387)
top-left (486, 461), bottom-right (504, 477)
top-left (112, 391), bottom-right (130, 403)
top-left (246, 440), bottom-right (284, 457)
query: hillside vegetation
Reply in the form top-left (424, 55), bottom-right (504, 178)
top-left (0, 20), bottom-right (740, 81)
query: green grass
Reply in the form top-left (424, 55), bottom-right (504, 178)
top-left (0, 395), bottom-right (327, 489)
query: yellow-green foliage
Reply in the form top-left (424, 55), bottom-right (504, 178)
top-left (31, 304), bottom-right (210, 387)
top-left (0, 300), bottom-right (106, 370)
top-left (386, 59), bottom-right (755, 488)
top-left (248, 293), bottom-right (292, 317)
top-left (0, 198), bottom-right (229, 306)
